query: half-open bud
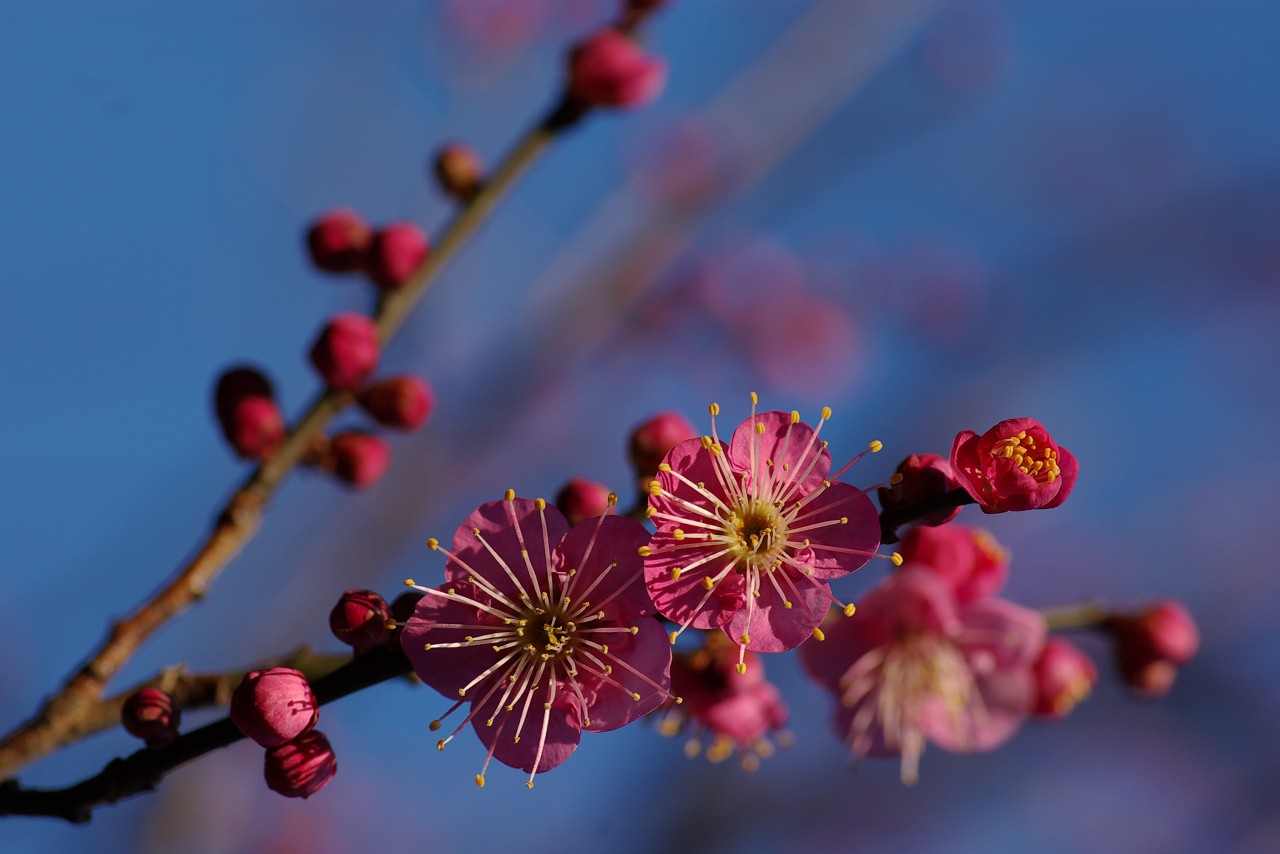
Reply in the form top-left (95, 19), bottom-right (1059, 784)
top-left (329, 432), bottom-right (391, 488)
top-left (568, 29), bottom-right (667, 109)
top-left (230, 668), bottom-right (318, 748)
top-left (433, 144), bottom-right (483, 201)
top-left (309, 313), bottom-right (380, 391)
top-left (306, 209), bottom-right (372, 273)
top-left (214, 367), bottom-right (285, 460)
top-left (950, 418), bottom-right (1078, 513)
top-left (367, 222), bottom-right (428, 290)
top-left (877, 454), bottom-right (962, 527)
top-left (122, 688), bottom-right (181, 747)
top-left (1032, 638), bottom-right (1097, 720)
top-left (358, 376), bottom-right (434, 430)
top-left (264, 730), bottom-right (337, 799)
top-left (555, 477), bottom-right (613, 525)
top-left (330, 589), bottom-right (391, 650)
top-left (628, 410), bottom-right (696, 480)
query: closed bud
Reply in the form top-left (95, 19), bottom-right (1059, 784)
top-left (230, 667), bottom-right (318, 748)
top-left (214, 367), bottom-right (284, 460)
top-left (264, 730), bottom-right (337, 799)
top-left (121, 688), bottom-right (181, 747)
top-left (306, 209), bottom-right (372, 273)
top-left (878, 454), bottom-right (962, 527)
top-left (330, 589), bottom-right (391, 650)
top-left (555, 477), bottom-right (613, 526)
top-left (568, 29), bottom-right (667, 109)
top-left (1110, 599), bottom-right (1199, 698)
top-left (367, 222), bottom-right (428, 290)
top-left (1032, 638), bottom-right (1097, 720)
top-left (330, 431), bottom-right (391, 488)
top-left (309, 313), bottom-right (380, 391)
top-left (434, 144), bottom-right (483, 201)
top-left (629, 410), bottom-right (696, 480)
top-left (358, 375), bottom-right (435, 430)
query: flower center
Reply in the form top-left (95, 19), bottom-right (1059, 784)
top-left (991, 430), bottom-right (1060, 484)
top-left (521, 606), bottom-right (576, 661)
top-left (728, 500), bottom-right (787, 567)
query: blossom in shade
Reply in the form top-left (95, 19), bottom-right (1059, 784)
top-left (359, 375), bottom-right (435, 430)
top-left (264, 730), bottom-right (337, 799)
top-left (309, 313), bottom-right (380, 391)
top-left (401, 493), bottom-right (674, 788)
top-left (656, 632), bottom-right (790, 772)
top-left (950, 418), bottom-right (1078, 513)
top-left (215, 367), bottom-right (285, 460)
top-left (1032, 637), bottom-right (1097, 719)
top-left (306, 209), bottom-right (372, 273)
top-left (329, 431), bottom-right (391, 489)
top-left (230, 668), bottom-right (319, 748)
top-left (897, 523), bottom-right (1009, 605)
top-left (554, 477), bottom-right (613, 526)
top-left (1109, 599), bottom-right (1199, 698)
top-left (434, 144), bottom-right (483, 201)
top-left (568, 29), bottom-right (666, 109)
top-left (642, 399), bottom-right (887, 669)
top-left (121, 688), bottom-right (181, 747)
top-left (801, 565), bottom-right (1045, 784)
top-left (329, 589), bottom-right (392, 651)
top-left (877, 453), bottom-right (962, 527)
top-left (628, 410), bottom-right (697, 481)
top-left (367, 222), bottom-right (428, 290)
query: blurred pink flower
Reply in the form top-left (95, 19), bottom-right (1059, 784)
top-left (897, 522), bottom-right (1009, 604)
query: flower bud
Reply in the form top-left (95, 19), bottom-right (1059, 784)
top-left (1111, 600), bottom-right (1199, 698)
top-left (264, 730), bottom-right (337, 799)
top-left (877, 454), bottom-right (962, 527)
top-left (330, 589), bottom-right (391, 650)
top-left (387, 589), bottom-right (425, 653)
top-left (121, 688), bottom-right (181, 747)
top-left (309, 313), bottom-right (380, 391)
top-left (628, 410), bottom-right (697, 480)
top-left (306, 209), bottom-right (372, 273)
top-left (950, 418), bottom-right (1078, 513)
top-left (897, 523), bottom-right (1008, 604)
top-left (358, 376), bottom-right (434, 430)
top-left (230, 668), bottom-right (318, 748)
top-left (433, 144), bottom-right (483, 201)
top-left (555, 477), bottom-right (613, 526)
top-left (1032, 638), bottom-right (1097, 719)
top-left (214, 367), bottom-right (285, 460)
top-left (367, 222), bottom-right (428, 290)
top-left (330, 431), bottom-right (391, 488)
top-left (568, 29), bottom-right (667, 109)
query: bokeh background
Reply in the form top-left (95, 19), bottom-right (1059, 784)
top-left (3, 0), bottom-right (1279, 851)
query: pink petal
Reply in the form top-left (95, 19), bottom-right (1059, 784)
top-left (724, 567), bottom-right (832, 652)
top-left (703, 682), bottom-right (786, 747)
top-left (1043, 444), bottom-right (1079, 509)
top-left (471, 679), bottom-right (582, 774)
top-left (791, 482), bottom-right (880, 579)
top-left (727, 411), bottom-right (831, 501)
top-left (800, 610), bottom-right (888, 692)
top-left (578, 616), bottom-right (671, 732)
top-left (860, 568), bottom-right (962, 638)
top-left (958, 598), bottom-right (1046, 671)
top-left (645, 539), bottom-right (741, 631)
top-left (402, 581), bottom-right (504, 697)
top-left (650, 437), bottom-right (732, 522)
top-left (949, 430), bottom-right (988, 506)
top-left (554, 515), bottom-right (654, 620)
top-left (447, 499), bottom-right (570, 602)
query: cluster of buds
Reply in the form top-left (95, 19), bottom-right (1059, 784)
top-left (1108, 600), bottom-right (1200, 697)
top-left (307, 210), bottom-right (429, 291)
top-left (230, 668), bottom-right (335, 798)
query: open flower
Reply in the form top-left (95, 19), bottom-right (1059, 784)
top-left (950, 418), bottom-right (1078, 513)
top-left (801, 566), bottom-right (1045, 784)
top-left (642, 399), bottom-right (886, 668)
top-left (402, 494), bottom-right (674, 788)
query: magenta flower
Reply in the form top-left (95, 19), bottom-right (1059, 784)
top-left (402, 494), bottom-right (674, 788)
top-left (876, 453), bottom-right (962, 526)
top-left (950, 417), bottom-right (1078, 513)
top-left (642, 401), bottom-right (885, 667)
top-left (801, 567), bottom-right (1045, 784)
top-left (896, 523), bottom-right (1009, 604)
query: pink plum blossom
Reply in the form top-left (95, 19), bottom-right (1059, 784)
top-left (402, 494), bottom-right (674, 788)
top-left (877, 453), bottom-right (962, 527)
top-left (567, 29), bottom-right (666, 109)
top-left (897, 522), bottom-right (1009, 604)
top-left (950, 417), bottom-right (1078, 513)
top-left (801, 566), bottom-right (1045, 784)
top-left (642, 400), bottom-right (885, 669)
top-left (1032, 637), bottom-right (1097, 719)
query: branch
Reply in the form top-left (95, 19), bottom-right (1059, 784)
top-left (0, 646), bottom-right (413, 823)
top-left (878, 487), bottom-right (977, 544)
top-left (1040, 600), bottom-right (1113, 632)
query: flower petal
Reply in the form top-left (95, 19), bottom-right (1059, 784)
top-left (790, 481), bottom-right (880, 579)
top-left (447, 499), bottom-right (570, 602)
top-left (471, 679), bottom-right (582, 774)
top-left (402, 581), bottom-right (504, 698)
top-left (578, 616), bottom-right (671, 732)
top-left (724, 567), bottom-right (832, 652)
top-left (728, 411), bottom-right (831, 501)
top-left (554, 514), bottom-right (654, 620)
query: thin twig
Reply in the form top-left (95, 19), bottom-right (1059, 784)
top-left (1041, 600), bottom-right (1113, 632)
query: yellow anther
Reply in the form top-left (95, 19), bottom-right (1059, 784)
top-left (473, 527), bottom-right (481, 535)
top-left (384, 619), bottom-right (397, 630)
top-left (436, 740), bottom-right (445, 751)
top-left (840, 517), bottom-right (848, 524)
top-left (648, 481), bottom-right (662, 495)
top-left (756, 422), bottom-right (765, 435)
top-left (868, 440), bottom-right (883, 453)
top-left (709, 403), bottom-right (720, 416)
top-left (843, 604), bottom-right (856, 617)
top-left (430, 720), bottom-right (442, 731)
top-left (891, 552), bottom-right (903, 566)
top-left (630, 626), bottom-right (639, 634)
top-left (735, 663), bottom-right (747, 675)
top-left (659, 463), bottom-right (672, 472)
top-left (709, 445), bottom-right (721, 456)
top-left (638, 546), bottom-right (652, 557)
top-left (535, 497), bottom-right (546, 510)
top-left (739, 633), bottom-right (750, 644)
top-left (504, 488), bottom-right (515, 501)
top-left (889, 473), bottom-right (903, 485)
top-left (606, 491), bottom-right (618, 505)
top-left (404, 578), bottom-right (416, 586)
top-left (427, 536), bottom-right (439, 549)
top-left (646, 507), bottom-right (656, 518)
top-left (813, 627), bottom-right (826, 641)
top-left (790, 410), bottom-right (800, 424)
top-left (673, 529), bottom-right (685, 541)
top-left (700, 435), bottom-right (713, 448)
top-left (702, 577), bottom-right (714, 591)
top-left (631, 693), bottom-right (641, 701)
top-left (424, 643), bottom-right (432, 651)
top-left (671, 567), bottom-right (683, 580)
top-left (669, 631), bottom-right (678, 644)
top-left (783, 601), bottom-right (792, 609)
top-left (601, 645), bottom-right (609, 654)
top-left (525, 781), bottom-right (534, 789)
top-left (750, 391), bottom-right (758, 405)
top-left (821, 406), bottom-right (832, 420)
top-left (476, 775), bottom-right (485, 787)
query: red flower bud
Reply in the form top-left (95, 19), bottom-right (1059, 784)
top-left (306, 209), bottom-right (372, 273)
top-left (367, 222), bottom-right (428, 290)
top-left (230, 667), bottom-right (318, 748)
top-left (329, 589), bottom-right (391, 650)
top-left (1032, 638), bottom-right (1097, 719)
top-left (433, 144), bottom-right (483, 201)
top-left (950, 417), bottom-right (1078, 513)
top-left (387, 589), bottom-right (425, 653)
top-left (628, 410), bottom-right (697, 480)
top-left (877, 453), bottom-right (962, 526)
top-left (568, 29), bottom-right (667, 109)
top-left (1111, 600), bottom-right (1199, 697)
top-left (358, 376), bottom-right (434, 430)
top-left (555, 477), bottom-right (613, 526)
top-left (264, 730), bottom-right (337, 799)
top-left (330, 431), bottom-right (391, 488)
top-left (897, 523), bottom-right (1008, 604)
top-left (214, 367), bottom-right (284, 460)
top-left (309, 313), bottom-right (380, 391)
top-left (121, 688), bottom-right (181, 747)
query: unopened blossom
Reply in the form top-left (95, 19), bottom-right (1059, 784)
top-left (401, 494), bottom-right (674, 788)
top-left (359, 376), bottom-right (435, 430)
top-left (555, 477), bottom-right (613, 526)
top-left (642, 399), bottom-right (886, 668)
top-left (877, 453), bottom-right (962, 527)
top-left (264, 730), bottom-right (337, 799)
top-left (568, 29), bottom-right (666, 109)
top-left (897, 523), bottom-right (1008, 604)
top-left (329, 431), bottom-right (391, 489)
top-left (121, 688), bottom-right (181, 747)
top-left (628, 410), bottom-right (697, 481)
top-left (306, 209), bottom-right (372, 273)
top-left (950, 418), bottom-right (1078, 513)
top-left (434, 144), bottom-right (483, 201)
top-left (656, 632), bottom-right (789, 772)
top-left (1109, 599), bottom-right (1199, 698)
top-left (230, 668), bottom-right (319, 748)
top-left (215, 367), bottom-right (285, 460)
top-left (309, 313), bottom-right (380, 391)
top-left (367, 222), bottom-right (428, 290)
top-left (1032, 637), bottom-right (1097, 720)
top-left (801, 566), bottom-right (1045, 784)
top-left (329, 589), bottom-right (391, 650)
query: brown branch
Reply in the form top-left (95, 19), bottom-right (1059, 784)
top-left (0, 646), bottom-right (413, 823)
top-left (1041, 600), bottom-right (1113, 632)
